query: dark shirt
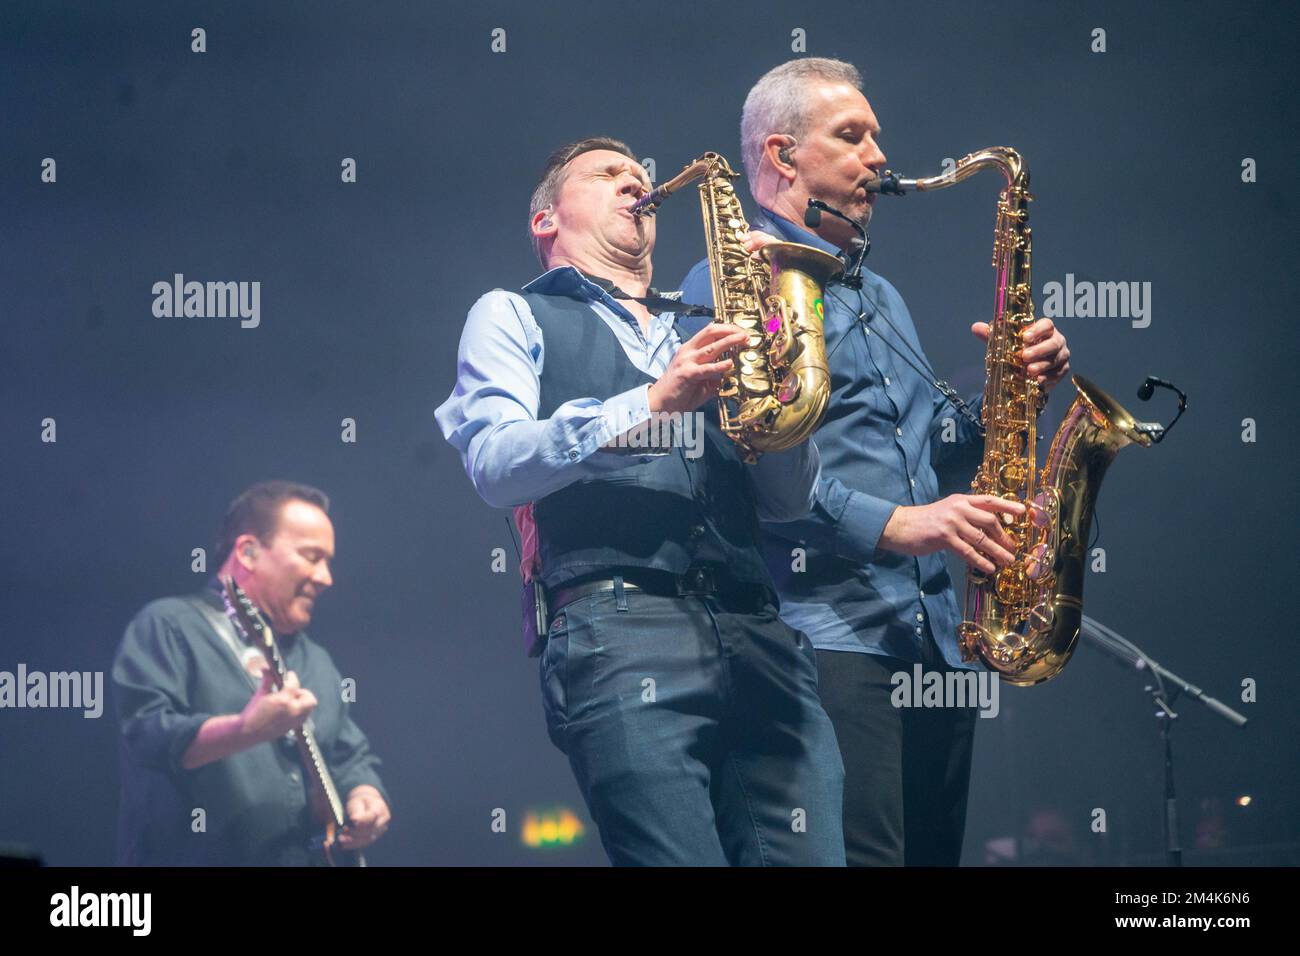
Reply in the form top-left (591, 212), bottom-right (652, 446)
top-left (112, 580), bottom-right (388, 865)
top-left (679, 208), bottom-right (985, 668)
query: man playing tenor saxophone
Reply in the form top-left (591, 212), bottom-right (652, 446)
top-left (436, 137), bottom-right (845, 865)
top-left (679, 60), bottom-right (1072, 866)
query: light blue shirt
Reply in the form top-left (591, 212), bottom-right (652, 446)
top-left (436, 266), bottom-right (821, 520)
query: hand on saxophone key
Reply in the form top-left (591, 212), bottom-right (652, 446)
top-left (971, 318), bottom-right (1071, 390)
top-left (648, 323), bottom-right (750, 415)
top-left (879, 494), bottom-right (1026, 576)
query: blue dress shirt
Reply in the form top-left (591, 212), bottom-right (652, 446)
top-left (679, 211), bottom-right (984, 669)
top-left (436, 266), bottom-right (820, 522)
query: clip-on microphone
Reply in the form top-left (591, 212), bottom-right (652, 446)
top-left (806, 199), bottom-right (868, 290)
top-left (1132, 376), bottom-right (1187, 443)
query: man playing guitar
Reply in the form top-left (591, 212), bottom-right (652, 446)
top-left (113, 481), bottom-right (391, 865)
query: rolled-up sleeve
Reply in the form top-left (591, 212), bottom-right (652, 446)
top-left (112, 605), bottom-right (210, 774)
top-left (435, 290), bottom-right (654, 508)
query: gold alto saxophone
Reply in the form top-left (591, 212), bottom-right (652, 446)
top-left (633, 152), bottom-right (843, 461)
top-left (874, 147), bottom-right (1152, 685)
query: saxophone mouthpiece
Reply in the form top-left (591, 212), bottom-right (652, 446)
top-left (867, 171), bottom-right (907, 195)
top-left (631, 190), bottom-right (664, 218)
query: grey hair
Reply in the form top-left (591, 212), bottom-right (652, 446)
top-left (528, 137), bottom-right (639, 267)
top-left (740, 58), bottom-right (863, 186)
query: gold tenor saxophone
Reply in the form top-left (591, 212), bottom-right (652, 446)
top-left (874, 147), bottom-right (1152, 685)
top-left (633, 152), bottom-right (843, 461)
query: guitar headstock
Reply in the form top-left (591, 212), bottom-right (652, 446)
top-left (220, 576), bottom-right (286, 680)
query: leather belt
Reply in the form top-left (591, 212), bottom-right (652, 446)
top-left (547, 578), bottom-right (643, 618)
top-left (547, 567), bottom-right (769, 625)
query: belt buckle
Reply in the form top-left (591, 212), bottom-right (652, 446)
top-left (676, 566), bottom-right (715, 597)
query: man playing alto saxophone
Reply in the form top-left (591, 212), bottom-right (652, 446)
top-left (679, 60), bottom-right (1072, 866)
top-left (435, 137), bottom-right (845, 866)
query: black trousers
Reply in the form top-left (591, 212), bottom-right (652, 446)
top-left (541, 589), bottom-right (846, 865)
top-left (815, 643), bottom-right (978, 866)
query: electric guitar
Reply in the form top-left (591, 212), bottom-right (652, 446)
top-left (220, 576), bottom-right (366, 867)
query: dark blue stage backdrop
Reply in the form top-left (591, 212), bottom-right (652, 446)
top-left (2, 0), bottom-right (1296, 866)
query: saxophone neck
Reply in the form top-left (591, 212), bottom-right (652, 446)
top-left (632, 153), bottom-right (735, 217)
top-left (871, 146), bottom-right (1027, 195)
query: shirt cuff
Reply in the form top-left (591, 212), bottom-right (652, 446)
top-left (168, 712), bottom-right (214, 773)
top-left (600, 384), bottom-right (651, 438)
top-left (835, 491), bottom-right (898, 565)
top-left (594, 384), bottom-right (670, 457)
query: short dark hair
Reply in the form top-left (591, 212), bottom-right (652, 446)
top-left (529, 136), bottom-right (640, 267)
top-left (216, 480), bottom-right (330, 565)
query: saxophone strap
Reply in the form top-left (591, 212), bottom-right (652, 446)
top-left (827, 283), bottom-right (987, 436)
top-left (193, 592), bottom-right (265, 693)
top-left (580, 272), bottom-right (714, 318)
top-left (613, 288), bottom-right (714, 318)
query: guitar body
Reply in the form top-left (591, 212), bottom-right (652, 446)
top-left (221, 576), bottom-right (367, 868)
top-left (314, 820), bottom-right (366, 868)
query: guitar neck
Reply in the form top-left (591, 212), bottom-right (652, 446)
top-left (219, 578), bottom-right (354, 837)
top-left (264, 658), bottom-right (348, 829)
top-left (294, 722), bottom-right (348, 829)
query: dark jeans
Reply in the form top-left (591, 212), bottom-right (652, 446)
top-left (815, 644), bottom-right (978, 866)
top-left (540, 587), bottom-right (845, 866)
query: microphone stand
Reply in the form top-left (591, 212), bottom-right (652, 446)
top-left (1080, 614), bottom-right (1247, 866)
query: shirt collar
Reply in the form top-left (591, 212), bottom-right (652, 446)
top-left (205, 575), bottom-right (302, 641)
top-left (522, 265), bottom-right (670, 328)
top-left (751, 206), bottom-right (846, 258)
top-left (522, 266), bottom-right (617, 304)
